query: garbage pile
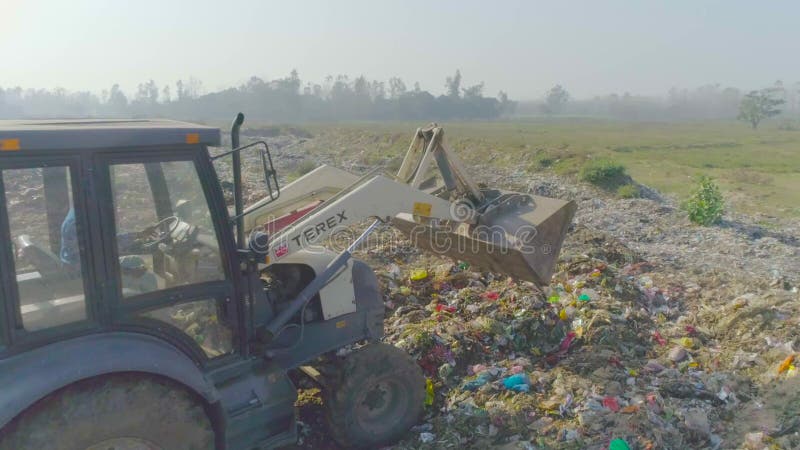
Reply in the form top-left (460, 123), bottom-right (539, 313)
top-left (357, 222), bottom-right (799, 450)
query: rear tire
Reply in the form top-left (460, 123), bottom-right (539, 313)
top-left (0, 374), bottom-right (214, 450)
top-left (324, 343), bottom-right (425, 449)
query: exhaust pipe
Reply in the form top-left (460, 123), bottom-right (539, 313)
top-left (231, 112), bottom-right (245, 247)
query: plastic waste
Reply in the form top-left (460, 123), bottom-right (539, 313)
top-left (419, 432), bottom-right (436, 443)
top-left (602, 396), bottom-right (620, 412)
top-left (609, 438), bottom-right (630, 450)
top-left (559, 393), bottom-right (573, 416)
top-left (463, 371), bottom-right (493, 391)
top-left (502, 373), bottom-right (531, 392)
top-left (668, 346), bottom-right (688, 362)
top-left (387, 263), bottom-right (401, 280)
top-left (578, 293), bottom-right (591, 302)
top-left (410, 269), bottom-right (428, 281)
top-left (425, 378), bottom-right (435, 406)
top-left (778, 354), bottom-right (795, 374)
top-left (545, 333), bottom-right (576, 366)
top-left (435, 304), bottom-right (456, 313)
top-left (484, 291), bottom-right (500, 301)
top-left (470, 364), bottom-right (487, 375)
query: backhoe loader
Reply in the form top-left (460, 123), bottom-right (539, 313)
top-left (0, 113), bottom-right (575, 449)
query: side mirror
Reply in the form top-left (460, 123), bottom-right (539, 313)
top-left (211, 140), bottom-right (281, 207)
top-left (260, 146), bottom-right (280, 203)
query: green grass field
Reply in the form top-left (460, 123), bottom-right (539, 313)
top-left (288, 119), bottom-right (800, 218)
top-left (282, 119), bottom-right (800, 220)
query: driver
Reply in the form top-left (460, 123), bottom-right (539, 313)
top-left (60, 208), bottom-right (158, 294)
top-left (60, 207), bottom-right (149, 266)
top-left (59, 207), bottom-right (79, 266)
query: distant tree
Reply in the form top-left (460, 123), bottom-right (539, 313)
top-left (445, 70), bottom-right (462, 98)
top-left (184, 77), bottom-right (203, 99)
top-left (176, 80), bottom-right (185, 101)
top-left (353, 76), bottom-right (369, 98)
top-left (461, 82), bottom-right (484, 99)
top-left (3, 71), bottom-right (517, 121)
top-left (331, 75), bottom-right (351, 100)
top-left (108, 84), bottom-right (128, 111)
top-left (497, 91), bottom-right (517, 115)
top-left (274, 70), bottom-right (300, 94)
top-left (370, 80), bottom-right (385, 100)
top-left (738, 88), bottom-right (784, 129)
top-left (388, 77), bottom-right (406, 99)
top-left (135, 79), bottom-right (159, 105)
top-left (542, 84), bottom-right (569, 115)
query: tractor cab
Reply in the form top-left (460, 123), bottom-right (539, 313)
top-left (0, 121), bottom-right (243, 345)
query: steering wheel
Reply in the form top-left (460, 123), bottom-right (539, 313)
top-left (139, 216), bottom-right (181, 249)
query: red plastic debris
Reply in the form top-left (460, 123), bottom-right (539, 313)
top-left (483, 291), bottom-right (500, 301)
top-left (435, 304), bottom-right (456, 313)
top-left (602, 396), bottom-right (620, 412)
top-left (652, 331), bottom-right (667, 346)
top-left (685, 325), bottom-right (698, 336)
top-left (608, 355), bottom-right (623, 368)
top-left (545, 331), bottom-right (577, 365)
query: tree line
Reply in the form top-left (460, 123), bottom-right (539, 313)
top-left (0, 70), bottom-right (517, 121)
top-left (519, 81), bottom-right (799, 125)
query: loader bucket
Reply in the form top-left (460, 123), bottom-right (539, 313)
top-left (391, 192), bottom-right (576, 285)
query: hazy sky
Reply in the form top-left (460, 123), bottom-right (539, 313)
top-left (2, 0), bottom-right (798, 100)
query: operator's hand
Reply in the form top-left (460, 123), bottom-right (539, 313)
top-left (137, 224), bottom-right (159, 241)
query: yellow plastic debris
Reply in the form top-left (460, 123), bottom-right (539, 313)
top-left (778, 355), bottom-right (795, 374)
top-left (559, 309), bottom-right (568, 321)
top-left (425, 378), bottom-right (435, 406)
top-left (680, 337), bottom-right (694, 348)
top-left (410, 269), bottom-right (428, 281)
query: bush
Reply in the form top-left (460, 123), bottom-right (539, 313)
top-left (579, 158), bottom-right (627, 186)
top-left (686, 176), bottom-right (724, 226)
top-left (616, 184), bottom-right (640, 198)
top-left (289, 159), bottom-right (317, 180)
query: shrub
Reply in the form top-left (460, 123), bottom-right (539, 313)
top-left (579, 158), bottom-right (627, 186)
top-left (616, 184), bottom-right (640, 198)
top-left (293, 160), bottom-right (317, 177)
top-left (686, 176), bottom-right (724, 226)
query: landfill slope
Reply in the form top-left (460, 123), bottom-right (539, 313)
top-left (232, 131), bottom-right (799, 450)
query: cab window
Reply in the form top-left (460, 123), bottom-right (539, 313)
top-left (1, 166), bottom-right (89, 331)
top-left (109, 160), bottom-right (225, 297)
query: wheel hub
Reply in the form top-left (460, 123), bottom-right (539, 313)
top-left (356, 378), bottom-right (406, 429)
top-left (362, 382), bottom-right (389, 412)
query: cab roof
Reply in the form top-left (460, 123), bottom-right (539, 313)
top-left (0, 119), bottom-right (221, 152)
